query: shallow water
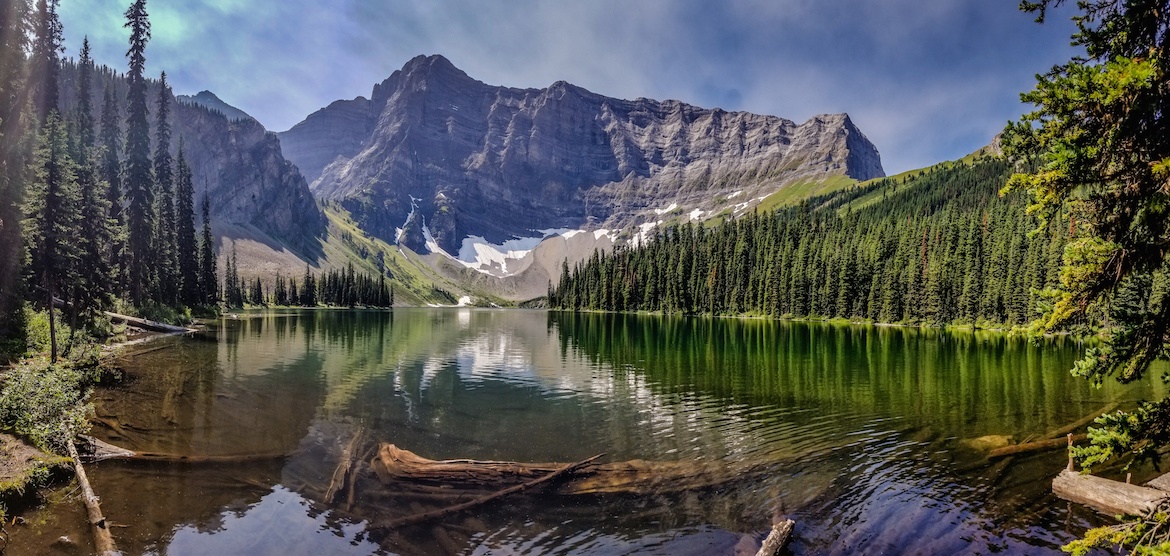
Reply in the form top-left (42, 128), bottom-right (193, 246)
top-left (8, 309), bottom-right (1167, 555)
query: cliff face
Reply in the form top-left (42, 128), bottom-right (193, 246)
top-left (57, 62), bottom-right (324, 253)
top-left (280, 55), bottom-right (884, 256)
top-left (174, 102), bottom-right (324, 252)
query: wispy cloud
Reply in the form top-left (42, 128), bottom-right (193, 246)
top-left (58, 0), bottom-right (1079, 173)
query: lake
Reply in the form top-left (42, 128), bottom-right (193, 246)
top-left (9, 308), bottom-right (1166, 555)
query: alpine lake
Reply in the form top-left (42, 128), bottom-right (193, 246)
top-left (8, 308), bottom-right (1168, 555)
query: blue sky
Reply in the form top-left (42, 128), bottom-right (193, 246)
top-left (58, 0), bottom-right (1079, 174)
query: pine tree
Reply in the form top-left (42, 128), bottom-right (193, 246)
top-left (198, 194), bottom-right (216, 305)
top-left (70, 38), bottom-right (115, 325)
top-left (153, 71), bottom-right (177, 305)
top-left (175, 143), bottom-right (198, 306)
top-left (30, 0), bottom-right (62, 123)
top-left (1004, 0), bottom-right (1170, 498)
top-left (123, 0), bottom-right (153, 304)
top-left (99, 85), bottom-right (126, 297)
top-left (0, 0), bottom-right (34, 342)
top-left (24, 113), bottom-right (80, 362)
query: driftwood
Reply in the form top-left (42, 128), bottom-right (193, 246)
top-left (378, 453), bottom-right (603, 529)
top-left (988, 434), bottom-right (1087, 459)
top-left (66, 440), bottom-right (118, 556)
top-left (756, 519), bottom-right (795, 556)
top-left (1052, 469), bottom-right (1168, 516)
top-left (373, 444), bottom-right (762, 496)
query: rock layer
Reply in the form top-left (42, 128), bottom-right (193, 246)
top-left (279, 55), bottom-right (884, 255)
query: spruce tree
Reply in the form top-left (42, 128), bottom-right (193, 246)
top-left (24, 112), bottom-right (80, 362)
top-left (0, 0), bottom-right (33, 342)
top-left (31, 0), bottom-right (62, 123)
top-left (1005, 0), bottom-right (1170, 488)
top-left (153, 71), bottom-right (177, 305)
top-left (198, 193), bottom-right (216, 305)
top-left (175, 144), bottom-right (198, 306)
top-left (123, 0), bottom-right (153, 304)
top-left (100, 86), bottom-right (127, 296)
top-left (71, 39), bottom-right (115, 325)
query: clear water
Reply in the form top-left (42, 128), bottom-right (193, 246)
top-left (9, 309), bottom-right (1167, 555)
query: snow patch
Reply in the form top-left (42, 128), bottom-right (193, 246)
top-left (653, 202), bottom-right (678, 216)
top-left (632, 221), bottom-right (662, 247)
top-left (689, 209), bottom-right (705, 221)
top-left (456, 295), bottom-right (472, 307)
top-left (727, 190), bottom-right (743, 199)
top-left (455, 235), bottom-right (545, 274)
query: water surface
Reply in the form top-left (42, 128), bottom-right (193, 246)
top-left (10, 309), bottom-right (1166, 554)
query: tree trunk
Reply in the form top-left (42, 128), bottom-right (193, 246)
top-left (46, 278), bottom-right (57, 363)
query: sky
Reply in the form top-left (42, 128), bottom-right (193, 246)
top-left (58, 0), bottom-right (1081, 175)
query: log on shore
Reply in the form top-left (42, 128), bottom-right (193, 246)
top-left (372, 444), bottom-right (763, 496)
top-left (1052, 469), bottom-right (1168, 516)
top-left (103, 311), bottom-right (195, 333)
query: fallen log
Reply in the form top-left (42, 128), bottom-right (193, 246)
top-left (1044, 403), bottom-right (1118, 440)
top-left (81, 436), bottom-right (295, 464)
top-left (372, 444), bottom-right (765, 496)
top-left (377, 453), bottom-right (602, 529)
top-left (103, 310), bottom-right (195, 333)
top-left (66, 440), bottom-right (118, 555)
top-left (988, 434), bottom-right (1086, 459)
top-left (1052, 469), bottom-right (1168, 516)
top-left (756, 519), bottom-right (795, 556)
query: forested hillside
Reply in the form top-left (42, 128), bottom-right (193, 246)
top-left (551, 158), bottom-right (1067, 327)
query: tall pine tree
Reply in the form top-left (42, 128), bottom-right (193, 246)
top-left (175, 143), bottom-right (198, 306)
top-left (123, 0), bottom-right (153, 304)
top-left (30, 0), bottom-right (62, 124)
top-left (24, 113), bottom-right (80, 362)
top-left (70, 38), bottom-right (115, 325)
top-left (198, 193), bottom-right (217, 305)
top-left (99, 86), bottom-right (126, 296)
top-left (0, 0), bottom-right (34, 343)
top-left (153, 71), bottom-right (177, 305)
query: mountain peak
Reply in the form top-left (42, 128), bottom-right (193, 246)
top-left (177, 90), bottom-right (256, 123)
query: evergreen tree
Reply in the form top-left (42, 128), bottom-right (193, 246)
top-left (198, 194), bottom-right (216, 304)
top-left (123, 0), bottom-right (153, 304)
top-left (99, 86), bottom-right (126, 297)
top-left (23, 113), bottom-right (80, 362)
top-left (30, 0), bottom-right (62, 123)
top-left (0, 0), bottom-right (33, 343)
top-left (1005, 0), bottom-right (1170, 480)
top-left (175, 143), bottom-right (198, 306)
top-left (70, 39), bottom-right (115, 326)
top-left (153, 71), bottom-right (177, 304)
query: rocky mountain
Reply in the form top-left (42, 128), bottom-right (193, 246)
top-left (279, 55), bottom-right (884, 269)
top-left (58, 63), bottom-right (324, 253)
top-left (176, 90), bottom-right (257, 123)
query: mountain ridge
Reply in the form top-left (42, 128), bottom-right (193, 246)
top-left (278, 54), bottom-right (884, 265)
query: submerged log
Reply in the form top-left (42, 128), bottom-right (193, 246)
top-left (81, 436), bottom-right (294, 464)
top-left (378, 453), bottom-right (603, 529)
top-left (66, 440), bottom-right (118, 556)
top-left (1052, 469), bottom-right (1168, 516)
top-left (372, 444), bottom-right (763, 496)
top-left (325, 427), bottom-right (366, 505)
top-left (988, 434), bottom-right (1086, 459)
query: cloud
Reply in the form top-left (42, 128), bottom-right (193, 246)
top-left (58, 0), bottom-right (1080, 174)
